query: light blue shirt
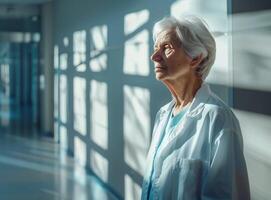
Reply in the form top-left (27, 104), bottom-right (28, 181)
top-left (148, 106), bottom-right (188, 200)
top-left (141, 82), bottom-right (250, 200)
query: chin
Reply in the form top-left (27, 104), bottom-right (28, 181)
top-left (155, 68), bottom-right (168, 80)
top-left (155, 74), bottom-right (167, 81)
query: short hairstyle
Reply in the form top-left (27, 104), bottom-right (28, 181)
top-left (152, 16), bottom-right (216, 80)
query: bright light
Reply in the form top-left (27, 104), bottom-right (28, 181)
top-left (123, 85), bottom-right (150, 175)
top-left (123, 10), bottom-right (150, 76)
top-left (124, 9), bottom-right (149, 35)
top-left (90, 150), bottom-right (108, 182)
top-left (73, 30), bottom-right (86, 72)
top-left (63, 37), bottom-right (69, 47)
top-left (73, 77), bottom-right (86, 135)
top-left (60, 75), bottom-right (67, 123)
top-left (54, 45), bottom-right (59, 69)
top-left (90, 80), bottom-right (108, 150)
top-left (89, 25), bottom-right (108, 72)
top-left (60, 53), bottom-right (68, 70)
top-left (74, 136), bottom-right (87, 167)
top-left (125, 174), bottom-right (142, 200)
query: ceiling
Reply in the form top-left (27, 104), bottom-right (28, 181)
top-left (0, 4), bottom-right (40, 18)
top-left (0, 0), bottom-right (52, 5)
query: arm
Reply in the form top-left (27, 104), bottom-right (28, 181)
top-left (201, 128), bottom-right (250, 200)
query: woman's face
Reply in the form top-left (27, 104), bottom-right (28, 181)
top-left (151, 29), bottom-right (193, 81)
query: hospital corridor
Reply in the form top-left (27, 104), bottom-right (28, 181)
top-left (0, 0), bottom-right (271, 199)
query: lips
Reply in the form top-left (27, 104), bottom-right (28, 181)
top-left (155, 65), bottom-right (166, 72)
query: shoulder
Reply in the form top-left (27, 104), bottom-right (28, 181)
top-left (202, 91), bottom-right (242, 144)
top-left (189, 83), bottom-right (238, 127)
top-left (204, 91), bottom-right (238, 125)
top-left (200, 88), bottom-right (239, 130)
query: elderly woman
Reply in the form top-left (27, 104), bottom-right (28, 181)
top-left (141, 16), bottom-right (250, 200)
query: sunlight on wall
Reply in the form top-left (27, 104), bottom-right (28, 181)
top-left (74, 136), bottom-right (87, 167)
top-left (60, 53), bottom-right (68, 70)
top-left (124, 10), bottom-right (150, 76)
top-left (90, 80), bottom-right (108, 150)
top-left (171, 0), bottom-right (228, 31)
top-left (60, 125), bottom-right (68, 150)
top-left (123, 85), bottom-right (150, 175)
top-left (54, 45), bottom-right (59, 116)
top-left (54, 75), bottom-right (59, 140)
top-left (73, 30), bottom-right (86, 72)
top-left (90, 150), bottom-right (108, 182)
top-left (63, 36), bottom-right (69, 47)
top-left (54, 45), bottom-right (59, 140)
top-left (59, 75), bottom-right (67, 124)
top-left (124, 9), bottom-right (149, 35)
top-left (73, 77), bottom-right (86, 135)
top-left (207, 35), bottom-right (230, 85)
top-left (125, 174), bottom-right (142, 200)
top-left (54, 45), bottom-right (59, 70)
top-left (54, 122), bottom-right (59, 142)
top-left (90, 25), bottom-right (108, 72)
top-left (232, 11), bottom-right (271, 92)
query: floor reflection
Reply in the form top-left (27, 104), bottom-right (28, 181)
top-left (0, 133), bottom-right (119, 200)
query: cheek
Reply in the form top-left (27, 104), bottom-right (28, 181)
top-left (164, 53), bottom-right (177, 66)
top-left (166, 54), bottom-right (183, 66)
top-left (169, 57), bottom-right (191, 74)
top-left (175, 53), bottom-right (191, 66)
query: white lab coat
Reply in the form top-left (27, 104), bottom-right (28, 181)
top-left (141, 83), bottom-right (250, 200)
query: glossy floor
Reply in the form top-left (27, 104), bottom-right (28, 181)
top-left (0, 133), bottom-right (120, 200)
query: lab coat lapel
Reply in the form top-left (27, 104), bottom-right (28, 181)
top-left (145, 101), bottom-right (174, 171)
top-left (159, 82), bottom-right (212, 155)
top-left (153, 106), bottom-right (172, 148)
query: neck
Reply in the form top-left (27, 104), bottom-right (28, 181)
top-left (163, 75), bottom-right (202, 111)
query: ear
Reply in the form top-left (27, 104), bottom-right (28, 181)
top-left (190, 53), bottom-right (203, 69)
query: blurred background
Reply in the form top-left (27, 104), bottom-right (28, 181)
top-left (0, 0), bottom-right (270, 199)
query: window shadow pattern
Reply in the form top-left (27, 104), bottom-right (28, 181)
top-left (53, 0), bottom-right (271, 200)
top-left (53, 1), bottom-right (174, 198)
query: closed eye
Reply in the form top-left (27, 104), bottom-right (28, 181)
top-left (153, 43), bottom-right (172, 52)
top-left (164, 44), bottom-right (174, 54)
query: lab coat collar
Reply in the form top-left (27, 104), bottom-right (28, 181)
top-left (153, 82), bottom-right (212, 173)
top-left (147, 82), bottom-right (211, 164)
top-left (186, 82), bottom-right (211, 117)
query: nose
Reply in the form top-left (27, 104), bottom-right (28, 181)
top-left (151, 49), bottom-right (162, 62)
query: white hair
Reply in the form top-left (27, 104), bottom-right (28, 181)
top-left (153, 16), bottom-right (216, 80)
